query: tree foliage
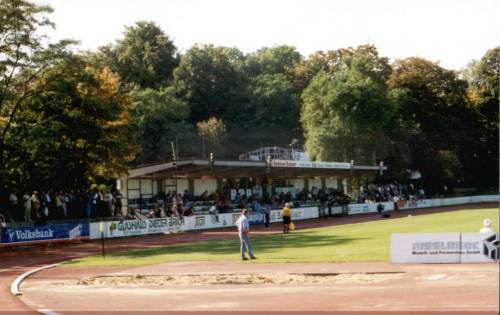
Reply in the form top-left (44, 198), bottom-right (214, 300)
top-left (0, 0), bottom-right (74, 189)
top-left (1, 1), bottom-right (497, 194)
top-left (173, 44), bottom-right (246, 123)
top-left (92, 21), bottom-right (178, 89)
top-left (130, 87), bottom-right (198, 164)
top-left (197, 117), bottom-right (227, 157)
top-left (301, 46), bottom-right (394, 164)
top-left (4, 56), bottom-right (138, 191)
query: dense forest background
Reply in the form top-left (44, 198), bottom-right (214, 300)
top-left (0, 1), bottom-right (498, 193)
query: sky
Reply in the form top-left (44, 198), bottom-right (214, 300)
top-left (36, 0), bottom-right (499, 70)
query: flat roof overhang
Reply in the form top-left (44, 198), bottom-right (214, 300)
top-left (123, 159), bottom-right (387, 180)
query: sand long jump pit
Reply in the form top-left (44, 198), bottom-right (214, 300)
top-left (19, 261), bottom-right (499, 313)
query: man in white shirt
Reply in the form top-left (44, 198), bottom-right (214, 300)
top-left (235, 209), bottom-right (256, 260)
top-left (480, 219), bottom-right (495, 234)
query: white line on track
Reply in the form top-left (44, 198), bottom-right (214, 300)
top-left (38, 308), bottom-right (63, 315)
top-left (10, 263), bottom-right (60, 296)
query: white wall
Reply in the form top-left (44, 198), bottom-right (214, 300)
top-left (309, 178), bottom-right (322, 190)
top-left (177, 179), bottom-right (189, 194)
top-left (140, 178), bottom-right (153, 196)
top-left (194, 178), bottom-right (217, 196)
top-left (290, 178), bottom-right (305, 190)
top-left (325, 177), bottom-right (338, 189)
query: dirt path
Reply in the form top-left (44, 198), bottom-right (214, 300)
top-left (0, 202), bottom-right (497, 314)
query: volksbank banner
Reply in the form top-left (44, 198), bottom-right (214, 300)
top-left (1, 223), bottom-right (89, 244)
top-left (391, 233), bottom-right (500, 263)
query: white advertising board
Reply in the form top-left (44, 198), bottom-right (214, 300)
top-left (398, 195), bottom-right (498, 210)
top-left (269, 207), bottom-right (319, 223)
top-left (93, 207), bottom-right (321, 239)
top-left (330, 206), bottom-right (344, 215)
top-left (90, 217), bottom-right (185, 239)
top-left (348, 202), bottom-right (394, 215)
top-left (391, 233), bottom-right (499, 264)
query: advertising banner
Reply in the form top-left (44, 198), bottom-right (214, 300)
top-left (269, 207), bottom-right (319, 223)
top-left (398, 195), bottom-right (498, 210)
top-left (89, 206), bottom-right (320, 239)
top-left (1, 223), bottom-right (89, 245)
top-left (90, 217), bottom-right (185, 239)
top-left (348, 202), bottom-right (394, 215)
top-left (271, 159), bottom-right (350, 169)
top-left (391, 233), bottom-right (499, 264)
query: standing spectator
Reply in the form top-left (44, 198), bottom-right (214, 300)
top-left (418, 188), bottom-right (425, 199)
top-left (251, 199), bottom-right (262, 213)
top-left (104, 190), bottom-right (113, 217)
top-left (91, 189), bottom-right (99, 217)
top-left (263, 203), bottom-right (271, 228)
top-left (0, 214), bottom-right (6, 243)
top-left (282, 202), bottom-right (292, 234)
top-left (23, 193), bottom-right (32, 221)
top-left (83, 191), bottom-right (92, 218)
top-left (235, 209), bottom-right (256, 260)
top-left (33, 201), bottom-right (47, 226)
top-left (8, 191), bottom-right (17, 219)
top-left (114, 189), bottom-right (122, 217)
top-left (209, 205), bottom-right (219, 222)
top-left (56, 191), bottom-right (66, 218)
top-left (479, 219), bottom-right (495, 234)
top-left (30, 191), bottom-right (39, 219)
top-left (41, 191), bottom-right (51, 218)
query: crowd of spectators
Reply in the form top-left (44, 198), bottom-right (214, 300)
top-left (1, 189), bottom-right (123, 225)
top-left (357, 182), bottom-right (428, 205)
top-left (0, 182), bottom-right (426, 224)
top-left (130, 186), bottom-right (352, 220)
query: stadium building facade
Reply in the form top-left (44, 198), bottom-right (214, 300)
top-left (117, 147), bottom-right (387, 210)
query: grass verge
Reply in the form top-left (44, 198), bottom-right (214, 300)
top-left (65, 207), bottom-right (499, 266)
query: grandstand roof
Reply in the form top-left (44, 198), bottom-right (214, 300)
top-left (124, 159), bottom-right (386, 180)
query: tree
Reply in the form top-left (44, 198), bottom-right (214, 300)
top-left (244, 45), bottom-right (303, 77)
top-left (460, 47), bottom-right (499, 188)
top-left (130, 87), bottom-right (198, 164)
top-left (4, 56), bottom-right (138, 191)
top-left (173, 44), bottom-right (246, 123)
top-left (197, 117), bottom-right (227, 158)
top-left (0, 0), bottom-right (72, 188)
top-left (388, 57), bottom-right (474, 191)
top-left (301, 46), bottom-right (394, 164)
top-left (93, 21), bottom-right (178, 89)
top-left (235, 73), bottom-right (301, 149)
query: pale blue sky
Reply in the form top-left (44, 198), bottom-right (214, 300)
top-left (36, 0), bottom-right (499, 69)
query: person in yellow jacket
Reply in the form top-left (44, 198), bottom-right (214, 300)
top-left (281, 203), bottom-right (292, 234)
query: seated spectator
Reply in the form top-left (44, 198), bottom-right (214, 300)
top-left (200, 190), bottom-right (209, 202)
top-left (126, 208), bottom-right (145, 220)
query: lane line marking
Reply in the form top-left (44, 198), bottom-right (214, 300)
top-left (38, 308), bottom-right (63, 315)
top-left (10, 263), bottom-right (60, 296)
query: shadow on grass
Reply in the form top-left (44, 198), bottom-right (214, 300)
top-left (64, 232), bottom-right (367, 263)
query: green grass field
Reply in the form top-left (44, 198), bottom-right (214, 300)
top-left (67, 207), bottom-right (499, 266)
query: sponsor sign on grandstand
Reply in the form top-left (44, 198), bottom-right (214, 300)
top-left (391, 233), bottom-right (499, 263)
top-left (270, 159), bottom-right (351, 169)
top-left (348, 202), bottom-right (394, 215)
top-left (1, 223), bottom-right (89, 244)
